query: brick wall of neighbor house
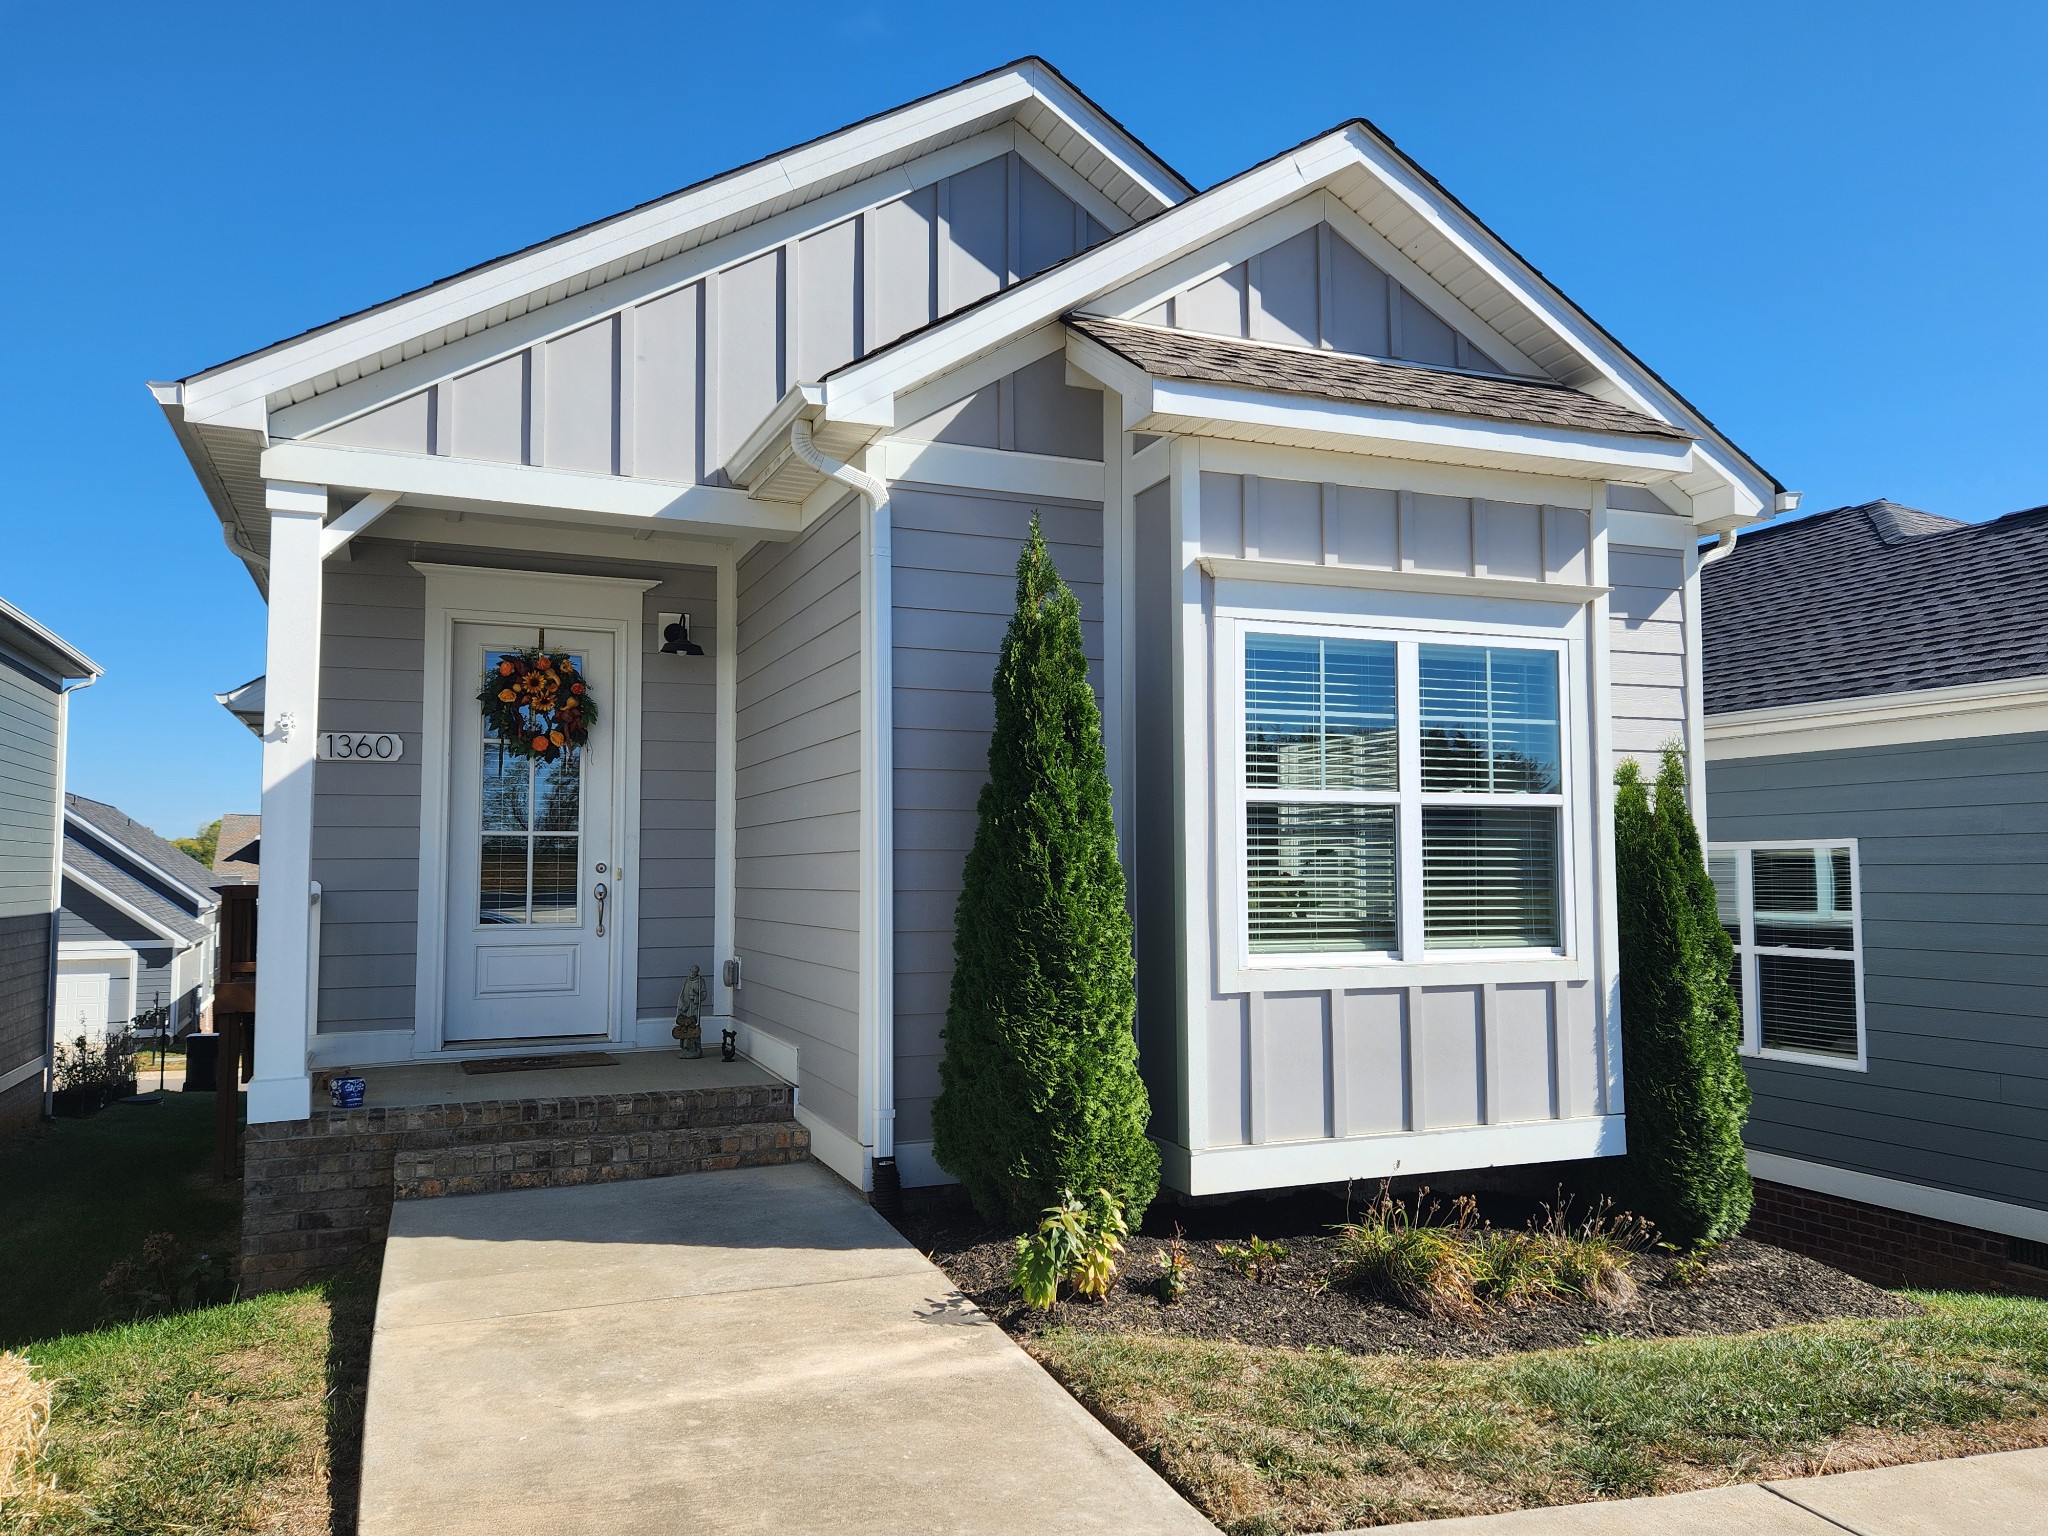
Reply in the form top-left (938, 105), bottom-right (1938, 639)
top-left (240, 1083), bottom-right (803, 1289)
top-left (0, 912), bottom-right (50, 1130)
top-left (1747, 1179), bottom-right (2048, 1298)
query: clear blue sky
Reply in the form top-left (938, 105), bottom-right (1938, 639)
top-left (4, 1), bottom-right (2042, 841)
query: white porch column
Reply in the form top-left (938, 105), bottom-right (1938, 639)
top-left (251, 481), bottom-right (326, 1123)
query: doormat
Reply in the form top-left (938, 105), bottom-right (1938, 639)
top-left (459, 1051), bottom-right (619, 1075)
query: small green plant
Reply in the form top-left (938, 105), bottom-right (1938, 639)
top-left (1660, 1240), bottom-right (1722, 1289)
top-left (97, 1232), bottom-right (230, 1321)
top-left (54, 1035), bottom-right (113, 1093)
top-left (1155, 1226), bottom-right (1190, 1304)
top-left (1473, 1230), bottom-right (1564, 1308)
top-left (1334, 1187), bottom-right (1480, 1318)
top-left (1216, 1234), bottom-right (1289, 1284)
top-left (1011, 1188), bottom-right (1128, 1310)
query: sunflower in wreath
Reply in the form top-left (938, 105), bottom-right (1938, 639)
top-left (478, 648), bottom-right (599, 761)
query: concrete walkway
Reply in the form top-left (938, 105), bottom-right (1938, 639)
top-left (358, 1161), bottom-right (1215, 1535)
top-left (1349, 1447), bottom-right (2048, 1534)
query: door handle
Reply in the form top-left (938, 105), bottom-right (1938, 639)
top-left (593, 882), bottom-right (609, 937)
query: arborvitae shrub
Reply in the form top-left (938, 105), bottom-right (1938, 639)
top-left (930, 519), bottom-right (1159, 1226)
top-left (1612, 745), bottom-right (1754, 1247)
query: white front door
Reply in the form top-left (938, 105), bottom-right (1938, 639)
top-left (444, 623), bottom-right (617, 1043)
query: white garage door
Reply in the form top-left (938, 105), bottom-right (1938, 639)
top-left (55, 961), bottom-right (125, 1047)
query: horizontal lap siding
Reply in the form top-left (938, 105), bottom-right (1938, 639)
top-left (0, 911), bottom-right (48, 1090)
top-left (889, 488), bottom-right (1104, 1148)
top-left (313, 542), bottom-right (717, 1036)
top-left (1608, 545), bottom-right (1689, 771)
top-left (0, 666), bottom-right (59, 936)
top-left (1707, 732), bottom-right (2048, 1213)
top-left (735, 499), bottom-right (863, 1143)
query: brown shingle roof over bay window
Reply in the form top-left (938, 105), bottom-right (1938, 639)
top-left (1065, 314), bottom-right (1693, 442)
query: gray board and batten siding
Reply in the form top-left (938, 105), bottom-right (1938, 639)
top-left (1138, 221), bottom-right (1507, 375)
top-left (309, 151), bottom-right (1113, 484)
top-left (889, 484), bottom-right (1106, 1149)
top-left (1708, 732), bottom-right (2048, 1217)
top-left (0, 654), bottom-right (60, 1097)
top-left (1185, 469), bottom-right (1611, 1155)
top-left (309, 539), bottom-right (718, 1038)
top-left (733, 497), bottom-right (864, 1145)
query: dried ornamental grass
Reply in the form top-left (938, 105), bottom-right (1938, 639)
top-left (0, 1351), bottom-right (52, 1504)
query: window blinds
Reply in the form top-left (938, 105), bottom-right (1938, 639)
top-left (1710, 843), bottom-right (1862, 1062)
top-left (1420, 806), bottom-right (1560, 948)
top-left (1246, 803), bottom-right (1397, 952)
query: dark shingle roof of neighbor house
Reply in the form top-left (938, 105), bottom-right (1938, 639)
top-left (63, 830), bottom-right (212, 946)
top-left (1064, 314), bottom-right (1693, 441)
top-left (213, 812), bottom-right (260, 885)
top-left (1702, 499), bottom-right (2048, 715)
top-left (65, 794), bottom-right (221, 907)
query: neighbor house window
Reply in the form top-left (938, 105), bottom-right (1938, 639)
top-left (1708, 842), bottom-right (1864, 1067)
top-left (1241, 626), bottom-right (1567, 962)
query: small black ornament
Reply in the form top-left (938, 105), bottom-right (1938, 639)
top-left (720, 1028), bottom-right (738, 1063)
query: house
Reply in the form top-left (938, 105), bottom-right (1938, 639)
top-left (0, 597), bottom-right (100, 1130)
top-left (57, 794), bottom-right (222, 1044)
top-left (213, 812), bottom-right (260, 885)
top-left (1703, 500), bottom-right (2048, 1293)
top-left (150, 58), bottom-right (1790, 1249)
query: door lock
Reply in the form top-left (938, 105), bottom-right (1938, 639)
top-left (593, 882), bottom-right (609, 937)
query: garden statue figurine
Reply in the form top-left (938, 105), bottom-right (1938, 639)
top-left (673, 965), bottom-right (708, 1058)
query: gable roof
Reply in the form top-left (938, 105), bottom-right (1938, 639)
top-left (1702, 500), bottom-right (2048, 715)
top-left (63, 829), bottom-right (211, 946)
top-left (1065, 315), bottom-right (1691, 442)
top-left (65, 794), bottom-right (221, 911)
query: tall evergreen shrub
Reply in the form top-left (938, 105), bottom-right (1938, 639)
top-left (931, 519), bottom-right (1159, 1225)
top-left (1612, 745), bottom-right (1753, 1247)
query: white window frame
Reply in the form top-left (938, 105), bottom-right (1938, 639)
top-left (1215, 608), bottom-right (1588, 990)
top-left (1710, 839), bottom-right (1868, 1072)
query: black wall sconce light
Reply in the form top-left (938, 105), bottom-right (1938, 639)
top-left (658, 613), bottom-right (705, 656)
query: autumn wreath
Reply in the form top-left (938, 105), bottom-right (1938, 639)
top-left (477, 649), bottom-right (598, 761)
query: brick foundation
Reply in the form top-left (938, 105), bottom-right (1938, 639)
top-left (1746, 1178), bottom-right (2048, 1297)
top-left (0, 1072), bottom-right (42, 1134)
top-left (241, 1083), bottom-right (806, 1292)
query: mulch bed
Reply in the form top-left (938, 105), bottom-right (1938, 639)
top-left (895, 1190), bottom-right (1919, 1359)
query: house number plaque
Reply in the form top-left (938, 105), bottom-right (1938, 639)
top-left (317, 732), bottom-right (405, 762)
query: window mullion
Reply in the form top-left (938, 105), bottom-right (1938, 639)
top-left (1395, 640), bottom-right (1423, 960)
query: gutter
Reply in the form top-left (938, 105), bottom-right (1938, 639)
top-left (1699, 491), bottom-right (1800, 568)
top-left (787, 418), bottom-right (901, 1216)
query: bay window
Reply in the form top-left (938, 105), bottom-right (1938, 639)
top-left (1237, 623), bottom-right (1571, 967)
top-left (1708, 842), bottom-right (1865, 1068)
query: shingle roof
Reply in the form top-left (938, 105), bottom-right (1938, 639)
top-left (1702, 500), bottom-right (2048, 715)
top-left (1065, 314), bottom-right (1693, 441)
top-left (213, 812), bottom-right (260, 886)
top-left (65, 795), bottom-right (221, 907)
top-left (63, 831), bottom-right (211, 946)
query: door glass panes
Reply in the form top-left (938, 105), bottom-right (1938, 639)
top-left (1753, 846), bottom-right (1853, 950)
top-left (478, 650), bottom-right (584, 926)
top-left (1421, 806), bottom-right (1560, 948)
top-left (1246, 804), bottom-right (1397, 952)
top-left (1419, 645), bottom-right (1560, 793)
top-left (1245, 635), bottom-right (1396, 790)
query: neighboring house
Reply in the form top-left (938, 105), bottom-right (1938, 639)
top-left (153, 58), bottom-right (1792, 1203)
top-left (0, 598), bottom-right (100, 1130)
top-left (213, 812), bottom-right (260, 884)
top-left (1703, 501), bottom-right (2048, 1292)
top-left (58, 795), bottom-right (221, 1045)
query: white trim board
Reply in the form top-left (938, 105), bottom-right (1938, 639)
top-left (796, 1102), bottom-right (868, 1192)
top-left (1164, 1115), bottom-right (1627, 1197)
top-left (0, 1056), bottom-right (48, 1097)
top-left (1747, 1150), bottom-right (2048, 1246)
top-left (1706, 676), bottom-right (2048, 759)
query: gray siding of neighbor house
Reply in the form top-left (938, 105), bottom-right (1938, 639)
top-left (890, 486), bottom-right (1105, 1149)
top-left (311, 540), bottom-right (717, 1035)
top-left (0, 657), bottom-right (59, 1107)
top-left (1138, 221), bottom-right (1507, 373)
top-left (55, 883), bottom-right (186, 1030)
top-left (307, 151), bottom-right (1113, 486)
top-left (1609, 545), bottom-right (1689, 773)
top-left (1131, 478), bottom-right (1181, 1143)
top-left (734, 497), bottom-right (863, 1143)
top-left (1707, 731), bottom-right (2048, 1215)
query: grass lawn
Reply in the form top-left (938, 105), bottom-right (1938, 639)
top-left (1, 1094), bottom-right (376, 1534)
top-left (1034, 1292), bottom-right (2048, 1533)
top-left (0, 1096), bottom-right (238, 1348)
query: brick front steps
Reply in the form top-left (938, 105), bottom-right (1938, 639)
top-left (241, 1083), bottom-right (806, 1292)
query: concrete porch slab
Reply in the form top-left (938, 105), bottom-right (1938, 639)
top-left (347, 1046), bottom-right (781, 1109)
top-left (359, 1161), bottom-right (1215, 1535)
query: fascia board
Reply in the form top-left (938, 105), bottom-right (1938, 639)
top-left (1331, 123), bottom-right (1777, 512)
top-left (886, 324), bottom-right (1068, 432)
top-left (1062, 329), bottom-right (1155, 429)
top-left (1704, 674), bottom-right (2048, 759)
top-left (179, 75), bottom-right (1049, 423)
top-left (1018, 59), bottom-right (1190, 211)
top-left (724, 385), bottom-right (825, 489)
top-left (65, 811), bottom-right (215, 908)
top-left (258, 441), bottom-right (801, 539)
top-left (63, 865), bottom-right (193, 947)
top-left (821, 135), bottom-right (1359, 425)
top-left (0, 599), bottom-right (99, 682)
top-left (1138, 378), bottom-right (1696, 481)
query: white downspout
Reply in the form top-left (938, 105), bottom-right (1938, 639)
top-left (788, 417), bottom-right (898, 1202)
top-left (1698, 528), bottom-right (1739, 566)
